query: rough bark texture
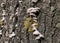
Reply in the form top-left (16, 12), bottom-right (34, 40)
top-left (0, 0), bottom-right (60, 43)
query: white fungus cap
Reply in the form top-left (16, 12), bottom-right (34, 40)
top-left (1, 17), bottom-right (5, 21)
top-left (9, 32), bottom-right (16, 38)
top-left (1, 25), bottom-right (4, 27)
top-left (33, 20), bottom-right (37, 22)
top-left (32, 27), bottom-right (37, 30)
top-left (33, 30), bottom-right (40, 35)
top-left (33, 17), bottom-right (37, 20)
top-left (33, 30), bottom-right (44, 40)
top-left (32, 23), bottom-right (37, 27)
top-left (15, 11), bottom-right (19, 15)
top-left (15, 24), bottom-right (18, 27)
top-left (32, 0), bottom-right (38, 3)
top-left (27, 7), bottom-right (40, 13)
top-left (19, 0), bottom-right (22, 3)
top-left (0, 30), bottom-right (2, 35)
top-left (56, 23), bottom-right (60, 29)
top-left (35, 34), bottom-right (44, 40)
top-left (1, 3), bottom-right (5, 7)
top-left (29, 13), bottom-right (36, 16)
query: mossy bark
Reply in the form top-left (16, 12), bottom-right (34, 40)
top-left (0, 0), bottom-right (60, 43)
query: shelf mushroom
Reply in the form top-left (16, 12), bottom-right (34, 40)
top-left (32, 0), bottom-right (38, 3)
top-left (9, 32), bottom-right (16, 38)
top-left (24, 7), bottom-right (44, 40)
top-left (33, 30), bottom-right (44, 40)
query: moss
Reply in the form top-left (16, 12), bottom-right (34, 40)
top-left (24, 17), bottom-right (38, 32)
top-left (24, 17), bottom-right (33, 29)
top-left (0, 20), bottom-right (3, 26)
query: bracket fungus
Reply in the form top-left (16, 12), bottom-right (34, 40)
top-left (1, 3), bottom-right (6, 9)
top-left (33, 30), bottom-right (44, 40)
top-left (0, 30), bottom-right (2, 35)
top-left (32, 0), bottom-right (38, 3)
top-left (24, 7), bottom-right (44, 40)
top-left (56, 23), bottom-right (60, 29)
top-left (27, 7), bottom-right (40, 17)
top-left (9, 32), bottom-right (16, 38)
top-left (27, 7), bottom-right (40, 14)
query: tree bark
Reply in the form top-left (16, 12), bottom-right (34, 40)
top-left (0, 0), bottom-right (60, 43)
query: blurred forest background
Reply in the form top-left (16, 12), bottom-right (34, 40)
top-left (0, 0), bottom-right (60, 43)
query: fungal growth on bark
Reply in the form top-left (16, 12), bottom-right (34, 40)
top-left (0, 0), bottom-right (59, 43)
top-left (24, 7), bottom-right (44, 40)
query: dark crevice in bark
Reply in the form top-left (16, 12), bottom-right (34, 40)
top-left (50, 0), bottom-right (57, 43)
top-left (26, 29), bottom-right (30, 43)
top-left (44, 15), bottom-right (46, 36)
top-left (51, 28), bottom-right (57, 43)
top-left (51, 11), bottom-right (56, 28)
top-left (19, 27), bottom-right (22, 43)
top-left (51, 9), bottom-right (56, 43)
top-left (38, 39), bottom-right (41, 43)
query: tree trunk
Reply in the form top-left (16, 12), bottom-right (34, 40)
top-left (0, 0), bottom-right (60, 43)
